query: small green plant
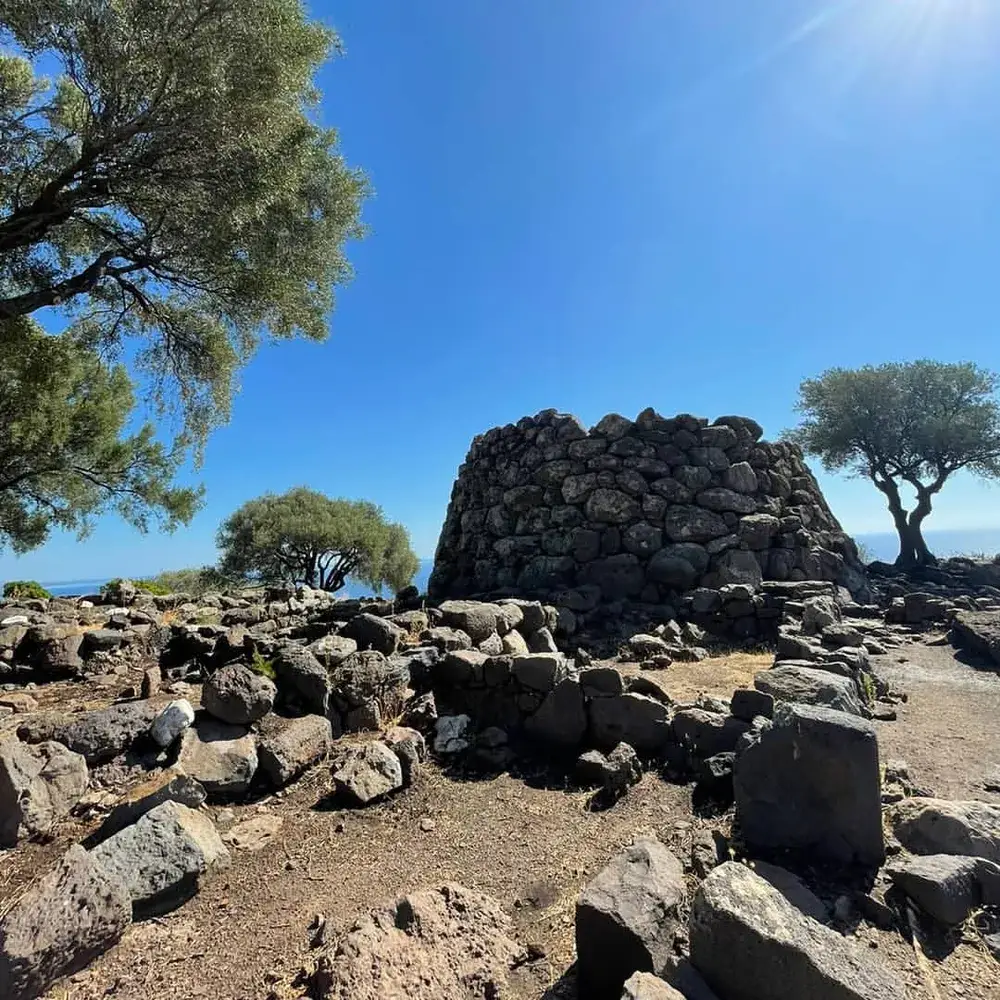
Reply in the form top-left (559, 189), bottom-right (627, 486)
top-left (250, 650), bottom-right (276, 681)
top-left (134, 577), bottom-right (171, 596)
top-left (860, 671), bottom-right (877, 706)
top-left (2, 580), bottom-right (52, 600)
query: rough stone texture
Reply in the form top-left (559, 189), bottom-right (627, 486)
top-left (0, 844), bottom-right (131, 1000)
top-left (333, 741), bottom-right (403, 804)
top-left (96, 769), bottom-right (206, 840)
top-left (274, 643), bottom-right (330, 715)
top-left (309, 883), bottom-right (520, 1000)
top-left (889, 798), bottom-right (1000, 863)
top-left (753, 665), bottom-right (864, 717)
top-left (525, 677), bottom-right (587, 747)
top-left (90, 800), bottom-right (229, 916)
top-left (950, 609), bottom-right (1000, 665)
top-left (887, 854), bottom-right (1000, 925)
top-left (735, 703), bottom-right (884, 867)
top-left (202, 663), bottom-right (276, 724)
top-left (621, 972), bottom-right (686, 1000)
top-left (428, 409), bottom-right (866, 610)
top-left (575, 838), bottom-right (686, 1000)
top-left (258, 714), bottom-right (333, 787)
top-left (690, 863), bottom-right (905, 1000)
top-left (150, 698), bottom-right (195, 748)
top-left (339, 613), bottom-right (405, 656)
top-left (329, 650), bottom-right (409, 732)
top-left (176, 717), bottom-right (258, 797)
top-left (589, 694), bottom-right (672, 753)
top-left (44, 701), bottom-right (157, 764)
top-left (0, 738), bottom-right (88, 846)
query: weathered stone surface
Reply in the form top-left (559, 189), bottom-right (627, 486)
top-left (690, 862), bottom-right (904, 1000)
top-left (576, 839), bottom-right (685, 1000)
top-left (274, 643), bottom-right (330, 715)
top-left (673, 710), bottom-right (748, 760)
top-left (382, 725), bottom-right (426, 786)
top-left (730, 687), bottom-right (773, 722)
top-left (512, 652), bottom-right (567, 691)
top-left (203, 663), bottom-right (276, 724)
top-left (332, 741), bottom-right (403, 804)
top-left (96, 769), bottom-right (206, 840)
top-left (887, 854), bottom-right (1000, 925)
top-left (90, 801), bottom-right (229, 916)
top-left (754, 665), bottom-right (864, 717)
top-left (525, 678), bottom-right (587, 747)
top-left (329, 650), bottom-right (409, 728)
top-left (340, 613), bottom-right (406, 655)
top-left (735, 703), bottom-right (884, 867)
top-left (150, 698), bottom-right (196, 748)
top-left (438, 601), bottom-right (502, 644)
top-left (176, 717), bottom-right (258, 797)
top-left (589, 693), bottom-right (672, 752)
top-left (0, 738), bottom-right (88, 846)
top-left (308, 883), bottom-right (520, 1000)
top-left (621, 972), bottom-right (686, 1000)
top-left (307, 633), bottom-right (358, 668)
top-left (47, 701), bottom-right (158, 764)
top-left (0, 845), bottom-right (131, 1000)
top-left (889, 798), bottom-right (1000, 862)
top-left (258, 714), bottom-right (333, 787)
top-left (428, 409), bottom-right (867, 618)
top-left (950, 609), bottom-right (1000, 665)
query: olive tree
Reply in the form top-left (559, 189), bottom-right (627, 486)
top-left (217, 487), bottom-right (419, 594)
top-left (0, 318), bottom-right (200, 552)
top-left (790, 361), bottom-right (1000, 568)
top-left (0, 0), bottom-right (367, 444)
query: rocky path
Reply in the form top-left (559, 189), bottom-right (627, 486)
top-left (873, 637), bottom-right (1000, 804)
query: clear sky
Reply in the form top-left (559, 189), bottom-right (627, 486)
top-left (5, 0), bottom-right (1000, 583)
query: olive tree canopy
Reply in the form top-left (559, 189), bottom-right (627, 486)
top-left (217, 487), bottom-right (420, 594)
top-left (790, 360), bottom-right (1000, 568)
top-left (0, 0), bottom-right (367, 443)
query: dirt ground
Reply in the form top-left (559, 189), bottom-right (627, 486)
top-left (3, 644), bottom-right (1000, 1000)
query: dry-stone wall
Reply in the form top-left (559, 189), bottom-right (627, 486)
top-left (429, 408), bottom-right (867, 615)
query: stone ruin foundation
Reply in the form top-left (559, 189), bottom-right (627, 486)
top-left (429, 408), bottom-right (867, 638)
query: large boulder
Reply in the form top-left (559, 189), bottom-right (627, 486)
top-left (202, 663), bottom-right (276, 724)
top-left (90, 800), bottom-right (230, 917)
top-left (96, 769), bottom-right (206, 841)
top-left (308, 884), bottom-right (520, 1000)
top-left (332, 741), bottom-right (403, 805)
top-left (575, 838), bottom-right (686, 1000)
top-left (753, 665), bottom-right (864, 717)
top-left (0, 738), bottom-right (88, 846)
top-left (42, 701), bottom-right (157, 764)
top-left (525, 678), bottom-right (587, 747)
top-left (258, 714), bottom-right (333, 787)
top-left (176, 717), bottom-right (258, 798)
top-left (150, 698), bottom-right (195, 748)
top-left (274, 643), bottom-right (330, 715)
top-left (734, 703), bottom-right (884, 867)
top-left (690, 862), bottom-right (904, 1000)
top-left (0, 845), bottom-right (131, 1000)
top-left (889, 798), bottom-right (1000, 862)
top-left (589, 694), bottom-right (672, 753)
top-left (339, 613), bottom-right (405, 656)
top-left (437, 600), bottom-right (503, 644)
top-left (887, 854), bottom-right (1000, 925)
top-left (329, 650), bottom-right (409, 731)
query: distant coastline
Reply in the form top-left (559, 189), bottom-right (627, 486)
top-left (22, 533), bottom-right (1000, 597)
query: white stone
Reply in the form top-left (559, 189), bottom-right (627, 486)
top-left (150, 699), bottom-right (195, 748)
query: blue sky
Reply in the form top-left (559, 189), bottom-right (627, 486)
top-left (5, 0), bottom-right (1000, 583)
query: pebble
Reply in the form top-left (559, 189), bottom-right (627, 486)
top-left (419, 817), bottom-right (436, 832)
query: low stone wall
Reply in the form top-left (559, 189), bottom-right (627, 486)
top-left (429, 409), bottom-right (867, 616)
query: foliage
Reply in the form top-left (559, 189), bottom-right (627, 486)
top-left (0, 318), bottom-right (200, 552)
top-left (0, 0), bottom-right (368, 448)
top-left (250, 649), bottom-right (276, 681)
top-left (790, 361), bottom-right (1000, 568)
top-left (3, 579), bottom-right (51, 599)
top-left (217, 487), bottom-right (419, 593)
top-left (143, 565), bottom-right (229, 597)
top-left (133, 577), bottom-right (170, 596)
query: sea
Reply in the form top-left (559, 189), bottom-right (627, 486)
top-left (25, 530), bottom-right (1000, 597)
